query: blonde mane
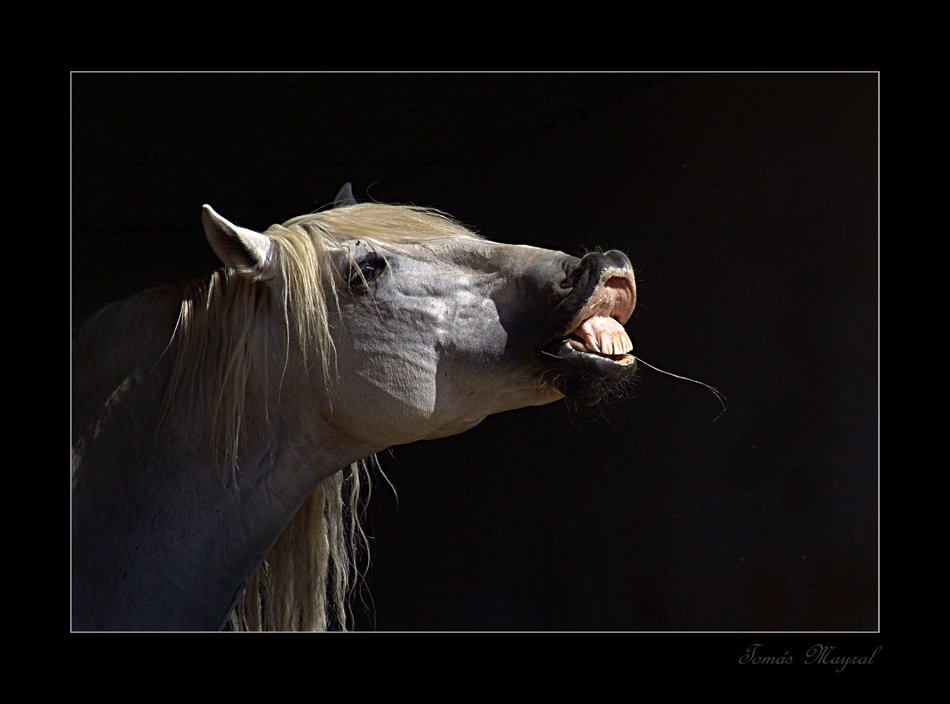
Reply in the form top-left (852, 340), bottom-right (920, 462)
top-left (159, 203), bottom-right (477, 630)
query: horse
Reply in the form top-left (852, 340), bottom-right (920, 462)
top-left (71, 185), bottom-right (638, 630)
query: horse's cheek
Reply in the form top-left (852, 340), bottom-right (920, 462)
top-left (330, 341), bottom-right (441, 446)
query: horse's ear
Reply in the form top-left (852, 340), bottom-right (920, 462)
top-left (333, 182), bottom-right (358, 208)
top-left (201, 205), bottom-right (277, 282)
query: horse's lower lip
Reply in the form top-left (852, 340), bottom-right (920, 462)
top-left (564, 337), bottom-right (637, 364)
top-left (542, 338), bottom-right (637, 367)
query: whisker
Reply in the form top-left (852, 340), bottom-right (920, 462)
top-left (634, 356), bottom-right (728, 421)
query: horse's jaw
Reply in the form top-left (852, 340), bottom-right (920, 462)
top-left (419, 385), bottom-right (564, 441)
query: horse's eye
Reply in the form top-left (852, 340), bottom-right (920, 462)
top-left (348, 255), bottom-right (385, 290)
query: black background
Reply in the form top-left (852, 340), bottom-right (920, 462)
top-left (72, 73), bottom-right (878, 635)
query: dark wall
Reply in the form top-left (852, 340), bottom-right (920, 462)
top-left (72, 73), bottom-right (878, 633)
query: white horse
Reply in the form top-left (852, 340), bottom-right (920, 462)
top-left (71, 185), bottom-right (637, 630)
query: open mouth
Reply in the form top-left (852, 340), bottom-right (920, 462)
top-left (543, 273), bottom-right (637, 367)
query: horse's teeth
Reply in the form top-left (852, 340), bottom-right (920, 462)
top-left (616, 332), bottom-right (632, 354)
top-left (577, 318), bottom-right (633, 356)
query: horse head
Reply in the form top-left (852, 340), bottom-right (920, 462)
top-left (200, 195), bottom-right (637, 452)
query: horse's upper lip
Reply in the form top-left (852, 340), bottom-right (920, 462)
top-left (563, 272), bottom-right (636, 338)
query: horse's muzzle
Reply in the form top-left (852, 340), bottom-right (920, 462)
top-left (539, 250), bottom-right (638, 404)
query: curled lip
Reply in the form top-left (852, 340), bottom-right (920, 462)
top-left (564, 271), bottom-right (635, 340)
top-left (543, 269), bottom-right (636, 363)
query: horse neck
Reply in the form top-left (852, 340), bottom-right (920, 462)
top-left (72, 285), bottom-right (373, 630)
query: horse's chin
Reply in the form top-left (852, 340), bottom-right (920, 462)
top-left (540, 338), bottom-right (638, 406)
